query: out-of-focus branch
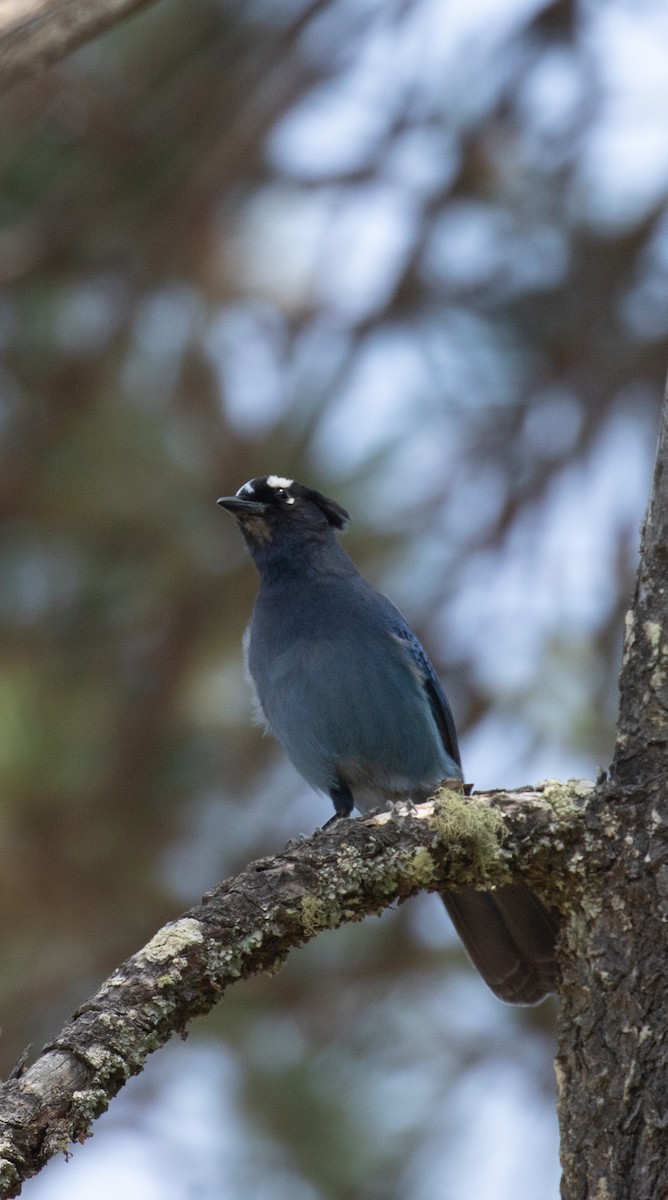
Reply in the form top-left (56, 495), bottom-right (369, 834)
top-left (0, 781), bottom-right (589, 1197)
top-left (0, 0), bottom-right (155, 92)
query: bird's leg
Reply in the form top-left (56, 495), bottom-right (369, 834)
top-left (323, 779), bottom-right (354, 827)
top-left (437, 776), bottom-right (468, 795)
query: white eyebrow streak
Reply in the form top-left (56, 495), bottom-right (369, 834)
top-left (267, 475), bottom-right (293, 489)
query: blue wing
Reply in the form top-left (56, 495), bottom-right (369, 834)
top-left (391, 622), bottom-right (462, 773)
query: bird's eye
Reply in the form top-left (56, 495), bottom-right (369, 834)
top-left (275, 488), bottom-right (287, 499)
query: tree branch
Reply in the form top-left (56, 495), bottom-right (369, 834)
top-left (0, 782), bottom-right (589, 1197)
top-left (0, 0), bottom-right (156, 93)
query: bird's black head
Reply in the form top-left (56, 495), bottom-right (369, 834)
top-left (217, 475), bottom-right (350, 562)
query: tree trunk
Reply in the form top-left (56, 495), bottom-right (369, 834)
top-left (556, 385), bottom-right (668, 1199)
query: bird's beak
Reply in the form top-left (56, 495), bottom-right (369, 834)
top-left (217, 496), bottom-right (267, 516)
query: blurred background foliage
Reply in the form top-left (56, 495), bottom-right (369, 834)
top-left (0, 0), bottom-right (665, 1196)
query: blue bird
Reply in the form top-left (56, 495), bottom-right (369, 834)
top-left (218, 475), bottom-right (558, 1004)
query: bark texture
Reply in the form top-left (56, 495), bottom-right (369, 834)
top-left (0, 784), bottom-right (587, 1198)
top-left (556, 392), bottom-right (668, 1200)
top-left (0, 0), bottom-right (155, 92)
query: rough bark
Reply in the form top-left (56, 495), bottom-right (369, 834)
top-left (0, 783), bottom-right (588, 1198)
top-left (0, 0), bottom-right (155, 92)
top-left (556, 389), bottom-right (668, 1200)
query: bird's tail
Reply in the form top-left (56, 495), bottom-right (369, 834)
top-left (441, 884), bottom-right (559, 1005)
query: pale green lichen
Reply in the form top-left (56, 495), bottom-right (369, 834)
top-left (411, 847), bottom-right (437, 886)
top-left (71, 1087), bottom-right (109, 1124)
top-left (539, 778), bottom-right (593, 826)
top-left (300, 896), bottom-right (331, 936)
top-left (571, 900), bottom-right (602, 939)
top-left (568, 778), bottom-right (597, 800)
top-left (644, 620), bottom-right (662, 652)
top-left (370, 861), bottom-right (399, 892)
top-left (337, 839), bottom-right (401, 894)
top-left (0, 1157), bottom-right (19, 1188)
top-left (431, 788), bottom-right (506, 877)
top-left (77, 1043), bottom-right (128, 1079)
top-left (138, 918), bottom-right (203, 964)
top-left (208, 927), bottom-right (270, 980)
top-left (337, 842), bottom-right (364, 876)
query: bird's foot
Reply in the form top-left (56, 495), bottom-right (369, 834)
top-left (390, 796), bottom-right (418, 817)
top-left (437, 775), bottom-right (470, 796)
top-left (285, 833), bottom-right (309, 850)
top-left (322, 810), bottom-right (353, 830)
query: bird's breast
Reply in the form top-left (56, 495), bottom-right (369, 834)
top-left (247, 595), bottom-right (453, 797)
